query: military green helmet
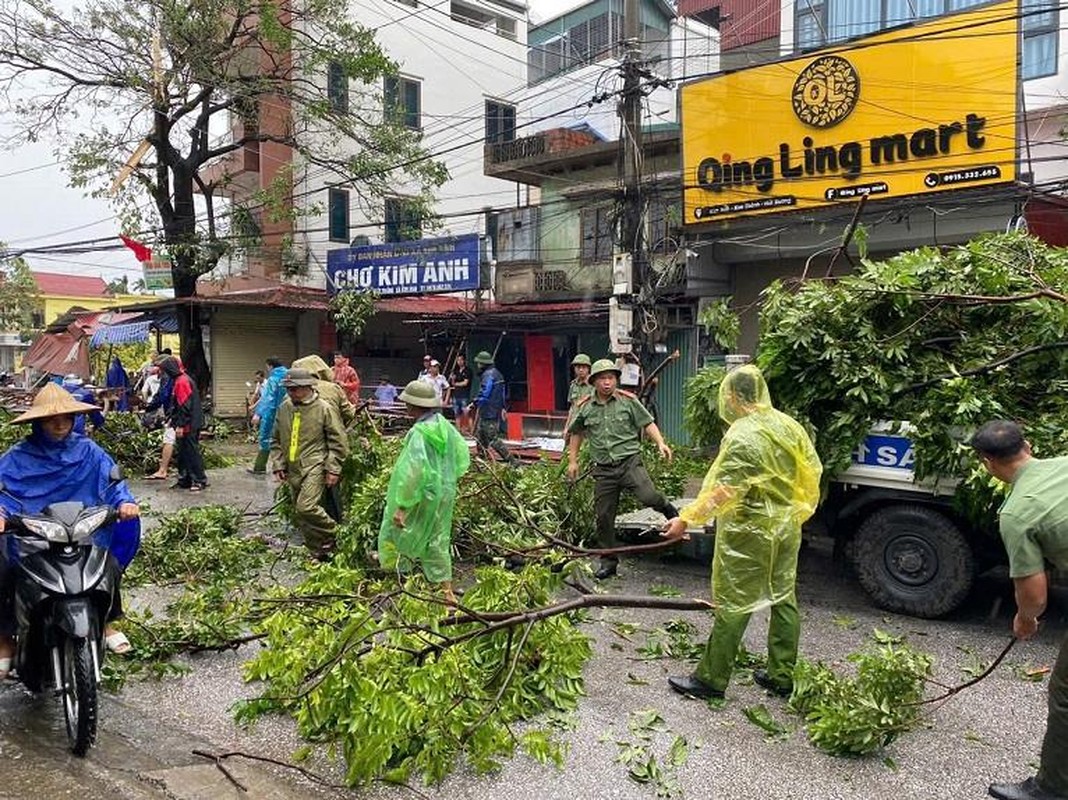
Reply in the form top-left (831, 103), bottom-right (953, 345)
top-left (571, 353), bottom-right (592, 367)
top-left (589, 358), bottom-right (621, 379)
top-left (398, 380), bottom-right (440, 408)
top-left (474, 351), bottom-right (494, 365)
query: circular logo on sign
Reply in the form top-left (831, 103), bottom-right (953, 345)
top-left (792, 56), bottom-right (860, 129)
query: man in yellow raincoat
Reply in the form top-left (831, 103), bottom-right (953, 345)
top-left (662, 364), bottom-right (822, 700)
top-left (378, 380), bottom-right (471, 603)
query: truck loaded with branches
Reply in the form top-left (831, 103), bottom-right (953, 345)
top-left (687, 231), bottom-right (1068, 618)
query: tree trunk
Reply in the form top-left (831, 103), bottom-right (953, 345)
top-left (168, 169), bottom-right (212, 392)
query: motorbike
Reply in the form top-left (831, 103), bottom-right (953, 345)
top-left (0, 469), bottom-right (128, 756)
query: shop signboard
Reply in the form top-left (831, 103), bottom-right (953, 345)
top-left (327, 234), bottom-right (480, 296)
top-left (681, 2), bottom-right (1018, 223)
top-left (142, 259), bottom-right (173, 290)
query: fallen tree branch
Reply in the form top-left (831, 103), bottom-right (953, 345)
top-left (910, 636), bottom-right (1016, 707)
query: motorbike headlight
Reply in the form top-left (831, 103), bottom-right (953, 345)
top-left (72, 508), bottom-right (111, 540)
top-left (21, 516), bottom-right (69, 543)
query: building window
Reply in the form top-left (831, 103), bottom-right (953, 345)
top-left (384, 197), bottom-right (422, 243)
top-left (796, 0), bottom-right (1055, 80)
top-left (528, 11), bottom-right (624, 85)
top-left (384, 75), bottom-right (421, 130)
top-left (485, 100), bottom-right (516, 144)
top-left (580, 206), bottom-right (614, 265)
top-left (327, 61), bottom-right (348, 114)
top-left (1022, 0), bottom-right (1059, 79)
top-left (328, 188), bottom-right (350, 243)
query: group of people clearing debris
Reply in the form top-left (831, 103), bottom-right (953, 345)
top-left (0, 351), bottom-right (1064, 800)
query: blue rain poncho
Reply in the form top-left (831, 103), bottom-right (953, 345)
top-left (680, 365), bottom-right (822, 614)
top-left (255, 365), bottom-right (288, 450)
top-left (0, 423), bottom-right (139, 568)
top-left (378, 411), bottom-right (471, 583)
top-left (106, 357), bottom-right (131, 411)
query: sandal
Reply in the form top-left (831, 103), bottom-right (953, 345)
top-left (105, 631), bottom-right (132, 655)
top-left (145, 474), bottom-right (167, 481)
top-left (0, 657), bottom-right (10, 679)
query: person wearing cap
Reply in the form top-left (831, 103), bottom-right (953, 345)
top-left (418, 354), bottom-right (432, 379)
top-left (419, 358), bottom-right (449, 404)
top-left (567, 358), bottom-right (678, 579)
top-left (158, 357), bottom-right (208, 491)
top-left (332, 351), bottom-right (361, 404)
top-left (269, 368), bottom-right (349, 560)
top-left (466, 351), bottom-right (517, 465)
top-left (567, 354), bottom-right (594, 408)
top-left (378, 380), bottom-right (471, 604)
top-left (0, 383), bottom-right (142, 674)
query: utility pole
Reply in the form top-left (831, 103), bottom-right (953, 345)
top-left (614, 0), bottom-right (648, 373)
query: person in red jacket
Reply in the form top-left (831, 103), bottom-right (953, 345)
top-left (158, 357), bottom-right (207, 492)
top-left (332, 352), bottom-right (361, 404)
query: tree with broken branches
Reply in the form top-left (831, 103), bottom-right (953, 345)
top-left (0, 0), bottom-right (446, 385)
top-left (687, 231), bottom-right (1068, 523)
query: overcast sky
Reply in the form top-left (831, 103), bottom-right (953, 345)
top-left (0, 0), bottom-right (583, 282)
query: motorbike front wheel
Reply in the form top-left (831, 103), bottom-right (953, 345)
top-left (60, 636), bottom-right (97, 756)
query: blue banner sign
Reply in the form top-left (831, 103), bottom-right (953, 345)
top-left (327, 234), bottom-right (480, 296)
top-left (853, 433), bottom-right (915, 471)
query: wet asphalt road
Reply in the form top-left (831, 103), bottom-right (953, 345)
top-left (0, 463), bottom-right (1061, 800)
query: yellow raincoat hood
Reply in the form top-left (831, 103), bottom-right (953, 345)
top-left (292, 355), bottom-right (333, 382)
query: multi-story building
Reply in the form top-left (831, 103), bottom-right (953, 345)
top-left (677, 0), bottom-right (1068, 350)
top-left (216, 0), bottom-right (530, 287)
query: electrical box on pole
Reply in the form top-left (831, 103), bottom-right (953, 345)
top-left (609, 296), bottom-right (634, 354)
top-left (612, 252), bottom-right (633, 295)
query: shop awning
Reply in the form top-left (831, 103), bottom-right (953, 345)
top-left (89, 313), bottom-right (179, 346)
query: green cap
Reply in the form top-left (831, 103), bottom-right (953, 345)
top-left (281, 368), bottom-right (316, 388)
top-left (474, 351), bottom-right (494, 365)
top-left (398, 380), bottom-right (440, 408)
top-left (589, 358), bottom-right (621, 379)
top-left (571, 353), bottom-right (591, 367)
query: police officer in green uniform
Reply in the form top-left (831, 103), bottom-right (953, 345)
top-left (567, 354), bottom-right (594, 408)
top-left (975, 420), bottom-right (1068, 800)
top-left (566, 358), bottom-right (678, 579)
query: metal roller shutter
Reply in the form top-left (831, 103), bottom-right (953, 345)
top-left (210, 308), bottom-right (300, 417)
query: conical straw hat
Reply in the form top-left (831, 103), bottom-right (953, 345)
top-left (11, 382), bottom-right (101, 424)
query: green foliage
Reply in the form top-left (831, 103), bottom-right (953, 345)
top-left (692, 232), bottom-right (1068, 526)
top-left (697, 297), bottom-right (739, 351)
top-left (90, 412), bottom-right (230, 474)
top-left (0, 249), bottom-right (42, 337)
top-left (330, 290), bottom-right (379, 337)
top-left (238, 564), bottom-right (591, 787)
top-left (609, 710), bottom-right (691, 798)
top-left (108, 506), bottom-right (271, 688)
top-left (789, 630), bottom-right (932, 756)
top-left (682, 365), bottom-right (726, 448)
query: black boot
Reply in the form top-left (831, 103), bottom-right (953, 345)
top-left (594, 558), bottom-right (618, 580)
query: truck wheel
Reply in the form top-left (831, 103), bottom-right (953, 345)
top-left (853, 505), bottom-right (974, 618)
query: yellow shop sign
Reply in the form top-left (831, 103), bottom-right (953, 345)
top-left (681, 1), bottom-right (1019, 223)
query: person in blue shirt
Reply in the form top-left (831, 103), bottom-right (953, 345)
top-left (0, 383), bottom-right (141, 676)
top-left (106, 356), bottom-right (131, 411)
top-left (249, 357), bottom-right (288, 475)
top-left (466, 351), bottom-right (517, 465)
top-left (374, 376), bottom-right (399, 406)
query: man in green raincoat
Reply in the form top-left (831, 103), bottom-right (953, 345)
top-left (270, 368), bottom-right (350, 560)
top-left (378, 380), bottom-right (471, 603)
top-left (662, 364), bottom-right (822, 700)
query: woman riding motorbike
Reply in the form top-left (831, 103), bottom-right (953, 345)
top-left (0, 383), bottom-right (140, 677)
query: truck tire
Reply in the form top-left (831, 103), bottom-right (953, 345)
top-left (853, 505), bottom-right (974, 618)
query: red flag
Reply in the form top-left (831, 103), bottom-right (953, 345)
top-left (120, 235), bottom-right (152, 263)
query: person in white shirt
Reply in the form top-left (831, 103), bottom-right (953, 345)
top-left (419, 359), bottom-right (449, 403)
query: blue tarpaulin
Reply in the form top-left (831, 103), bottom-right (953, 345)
top-left (90, 315), bottom-right (178, 347)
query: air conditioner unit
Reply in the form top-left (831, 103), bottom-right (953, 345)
top-left (612, 252), bottom-right (633, 295)
top-left (609, 296), bottom-right (633, 354)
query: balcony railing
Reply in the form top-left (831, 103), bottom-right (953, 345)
top-left (486, 134), bottom-right (546, 165)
